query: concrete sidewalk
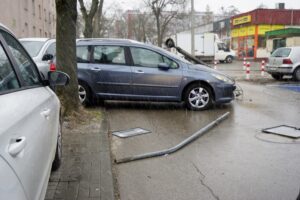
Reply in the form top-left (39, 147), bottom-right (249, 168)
top-left (45, 109), bottom-right (114, 200)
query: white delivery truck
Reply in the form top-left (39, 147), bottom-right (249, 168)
top-left (175, 32), bottom-right (235, 63)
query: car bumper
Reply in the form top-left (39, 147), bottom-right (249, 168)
top-left (266, 65), bottom-right (293, 75)
top-left (214, 83), bottom-right (236, 104)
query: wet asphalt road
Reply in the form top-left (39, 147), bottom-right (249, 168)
top-left (107, 62), bottom-right (300, 200)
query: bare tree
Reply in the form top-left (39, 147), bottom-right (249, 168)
top-left (145, 0), bottom-right (186, 47)
top-left (78, 0), bottom-right (99, 38)
top-left (93, 0), bottom-right (104, 37)
top-left (56, 0), bottom-right (79, 116)
top-left (219, 5), bottom-right (239, 18)
top-left (203, 5), bottom-right (213, 24)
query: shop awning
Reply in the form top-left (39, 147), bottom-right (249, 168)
top-left (266, 28), bottom-right (300, 38)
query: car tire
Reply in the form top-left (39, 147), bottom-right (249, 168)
top-left (271, 74), bottom-right (283, 80)
top-left (293, 67), bottom-right (300, 81)
top-left (185, 83), bottom-right (213, 111)
top-left (52, 123), bottom-right (62, 171)
top-left (78, 82), bottom-right (93, 106)
top-left (225, 56), bottom-right (233, 63)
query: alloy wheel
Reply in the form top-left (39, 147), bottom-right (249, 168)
top-left (78, 84), bottom-right (87, 103)
top-left (188, 87), bottom-right (210, 109)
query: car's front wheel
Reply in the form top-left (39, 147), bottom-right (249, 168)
top-left (185, 84), bottom-right (213, 111)
top-left (225, 56), bottom-right (233, 63)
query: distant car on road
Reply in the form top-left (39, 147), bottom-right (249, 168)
top-left (19, 38), bottom-right (56, 78)
top-left (0, 24), bottom-right (69, 200)
top-left (266, 46), bottom-right (300, 81)
top-left (75, 38), bottom-right (236, 111)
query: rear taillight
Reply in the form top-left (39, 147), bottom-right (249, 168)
top-left (50, 63), bottom-right (56, 71)
top-left (283, 59), bottom-right (293, 64)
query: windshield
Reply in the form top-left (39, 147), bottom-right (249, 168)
top-left (20, 41), bottom-right (46, 57)
top-left (271, 48), bottom-right (291, 58)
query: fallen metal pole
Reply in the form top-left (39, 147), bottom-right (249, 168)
top-left (115, 112), bottom-right (230, 164)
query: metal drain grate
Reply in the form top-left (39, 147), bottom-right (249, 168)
top-left (112, 128), bottom-right (151, 138)
top-left (262, 125), bottom-right (300, 139)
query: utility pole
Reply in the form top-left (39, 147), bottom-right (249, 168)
top-left (191, 0), bottom-right (195, 56)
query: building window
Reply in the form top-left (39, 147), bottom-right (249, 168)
top-left (44, 9), bottom-right (47, 22)
top-left (32, 0), bottom-right (35, 16)
top-left (45, 32), bottom-right (47, 37)
top-left (38, 5), bottom-right (41, 19)
top-left (39, 29), bottom-right (42, 36)
top-left (33, 26), bottom-right (36, 36)
top-left (49, 12), bottom-right (51, 24)
top-left (24, 23), bottom-right (29, 37)
top-left (258, 36), bottom-right (266, 48)
top-left (24, 0), bottom-right (28, 11)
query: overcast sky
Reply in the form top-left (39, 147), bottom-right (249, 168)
top-left (107, 0), bottom-right (300, 13)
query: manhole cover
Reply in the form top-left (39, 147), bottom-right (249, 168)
top-left (262, 125), bottom-right (300, 139)
top-left (112, 128), bottom-right (151, 138)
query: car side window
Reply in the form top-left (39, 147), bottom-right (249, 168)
top-left (1, 31), bottom-right (40, 87)
top-left (0, 43), bottom-right (20, 92)
top-left (130, 47), bottom-right (178, 69)
top-left (45, 42), bottom-right (56, 56)
top-left (163, 56), bottom-right (179, 69)
top-left (76, 46), bottom-right (90, 63)
top-left (130, 47), bottom-right (163, 68)
top-left (93, 46), bottom-right (126, 65)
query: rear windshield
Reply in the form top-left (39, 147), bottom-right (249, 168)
top-left (271, 48), bottom-right (291, 58)
top-left (20, 41), bottom-right (46, 57)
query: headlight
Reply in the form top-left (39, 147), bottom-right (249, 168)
top-left (212, 73), bottom-right (235, 84)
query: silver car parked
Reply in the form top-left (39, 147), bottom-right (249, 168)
top-left (0, 24), bottom-right (69, 200)
top-left (266, 46), bottom-right (300, 81)
top-left (19, 38), bottom-right (56, 78)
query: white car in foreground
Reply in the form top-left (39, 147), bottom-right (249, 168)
top-left (0, 24), bottom-right (69, 200)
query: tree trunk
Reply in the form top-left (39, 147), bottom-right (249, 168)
top-left (155, 14), bottom-right (162, 47)
top-left (56, 0), bottom-right (79, 117)
top-left (93, 0), bottom-right (104, 37)
top-left (83, 16), bottom-right (93, 38)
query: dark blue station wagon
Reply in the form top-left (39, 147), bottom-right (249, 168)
top-left (75, 39), bottom-right (236, 111)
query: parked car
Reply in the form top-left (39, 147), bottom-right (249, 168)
top-left (19, 38), bottom-right (56, 78)
top-left (266, 46), bottom-right (300, 81)
top-left (75, 38), bottom-right (236, 110)
top-left (0, 24), bottom-right (69, 200)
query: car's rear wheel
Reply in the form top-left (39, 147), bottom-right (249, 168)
top-left (78, 82), bottom-right (93, 106)
top-left (293, 67), bottom-right (300, 81)
top-left (52, 123), bottom-right (62, 171)
top-left (271, 74), bottom-right (283, 80)
top-left (185, 84), bottom-right (213, 111)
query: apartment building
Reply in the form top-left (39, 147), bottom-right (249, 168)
top-left (0, 0), bottom-right (56, 38)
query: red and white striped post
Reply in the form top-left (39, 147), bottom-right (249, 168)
top-left (261, 60), bottom-right (265, 76)
top-left (243, 57), bottom-right (246, 70)
top-left (214, 60), bottom-right (217, 70)
top-left (246, 62), bottom-right (250, 80)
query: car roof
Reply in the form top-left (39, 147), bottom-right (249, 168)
top-left (19, 38), bottom-right (55, 42)
top-left (76, 38), bottom-right (144, 46)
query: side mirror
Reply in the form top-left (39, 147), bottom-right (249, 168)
top-left (158, 63), bottom-right (170, 70)
top-left (42, 54), bottom-right (54, 61)
top-left (48, 71), bottom-right (70, 88)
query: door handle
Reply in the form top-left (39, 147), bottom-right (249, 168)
top-left (41, 108), bottom-right (51, 119)
top-left (135, 70), bottom-right (144, 74)
top-left (8, 137), bottom-right (26, 157)
top-left (91, 67), bottom-right (102, 71)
